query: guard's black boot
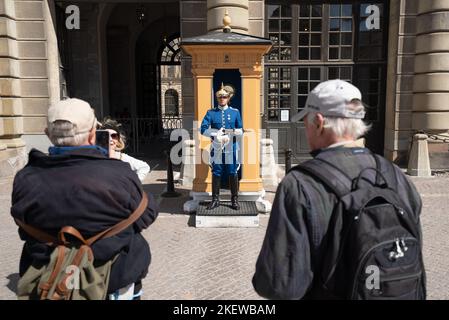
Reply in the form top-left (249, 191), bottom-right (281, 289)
top-left (229, 175), bottom-right (240, 210)
top-left (207, 175), bottom-right (221, 210)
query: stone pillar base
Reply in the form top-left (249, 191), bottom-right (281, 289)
top-left (179, 139), bottom-right (195, 187)
top-left (407, 134), bottom-right (432, 177)
top-left (0, 138), bottom-right (26, 148)
top-left (260, 138), bottom-right (280, 187)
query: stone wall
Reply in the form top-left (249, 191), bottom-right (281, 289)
top-left (385, 0), bottom-right (449, 167)
top-left (384, 0), bottom-right (417, 164)
top-left (248, 0), bottom-right (263, 37)
top-left (0, 0), bottom-right (50, 177)
top-left (413, 0), bottom-right (449, 168)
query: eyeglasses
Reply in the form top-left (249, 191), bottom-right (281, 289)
top-left (110, 133), bottom-right (119, 140)
top-left (218, 95), bottom-right (229, 99)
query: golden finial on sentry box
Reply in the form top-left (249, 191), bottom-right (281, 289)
top-left (223, 10), bottom-right (232, 33)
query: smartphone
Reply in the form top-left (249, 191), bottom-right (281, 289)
top-left (95, 130), bottom-right (110, 157)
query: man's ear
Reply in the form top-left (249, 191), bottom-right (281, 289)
top-left (88, 127), bottom-right (96, 145)
top-left (315, 113), bottom-right (325, 134)
top-left (44, 128), bottom-right (49, 138)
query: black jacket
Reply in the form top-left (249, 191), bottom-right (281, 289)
top-left (11, 148), bottom-right (159, 293)
top-left (252, 147), bottom-right (422, 299)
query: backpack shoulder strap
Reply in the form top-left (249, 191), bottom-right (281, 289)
top-left (372, 153), bottom-right (399, 192)
top-left (291, 158), bottom-right (352, 198)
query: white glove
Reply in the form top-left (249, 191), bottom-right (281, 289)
top-left (215, 129), bottom-right (223, 141)
top-left (222, 135), bottom-right (230, 144)
top-left (234, 128), bottom-right (243, 136)
top-left (216, 133), bottom-right (230, 144)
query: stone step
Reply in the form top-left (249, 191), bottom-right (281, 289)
top-left (195, 201), bottom-right (259, 228)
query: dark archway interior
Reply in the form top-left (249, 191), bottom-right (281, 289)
top-left (105, 2), bottom-right (180, 155)
top-left (106, 2), bottom-right (180, 120)
top-left (135, 18), bottom-right (180, 119)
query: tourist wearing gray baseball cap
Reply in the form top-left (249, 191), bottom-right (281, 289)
top-left (291, 79), bottom-right (366, 122)
top-left (291, 79), bottom-right (368, 151)
top-left (253, 79), bottom-right (425, 300)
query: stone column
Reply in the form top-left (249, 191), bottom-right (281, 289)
top-left (16, 0), bottom-right (52, 154)
top-left (384, 0), bottom-right (417, 164)
top-left (44, 0), bottom-right (59, 106)
top-left (248, 0), bottom-right (265, 121)
top-left (0, 0), bottom-right (26, 178)
top-left (248, 0), bottom-right (263, 37)
top-left (180, 0), bottom-right (207, 131)
top-left (207, 0), bottom-right (249, 34)
top-left (412, 0), bottom-right (449, 170)
top-left (413, 1), bottom-right (449, 131)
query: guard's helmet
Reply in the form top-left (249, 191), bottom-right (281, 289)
top-left (216, 82), bottom-right (229, 98)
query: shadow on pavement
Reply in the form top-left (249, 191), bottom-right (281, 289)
top-left (142, 183), bottom-right (166, 196)
top-left (187, 214), bottom-right (195, 227)
top-left (7, 273), bottom-right (19, 294)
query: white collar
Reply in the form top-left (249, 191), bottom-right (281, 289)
top-left (218, 104), bottom-right (228, 110)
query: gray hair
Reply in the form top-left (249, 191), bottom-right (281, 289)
top-left (47, 120), bottom-right (90, 146)
top-left (307, 100), bottom-right (371, 139)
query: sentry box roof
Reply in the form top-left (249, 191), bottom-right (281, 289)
top-left (181, 31), bottom-right (273, 46)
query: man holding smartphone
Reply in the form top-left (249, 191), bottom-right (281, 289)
top-left (11, 98), bottom-right (158, 300)
top-left (95, 129), bottom-right (111, 157)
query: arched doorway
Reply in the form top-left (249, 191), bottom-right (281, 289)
top-left (105, 2), bottom-right (180, 154)
top-left (159, 34), bottom-right (182, 132)
top-left (135, 31), bottom-right (182, 149)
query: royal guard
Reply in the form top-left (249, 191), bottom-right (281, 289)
top-left (200, 84), bottom-right (243, 210)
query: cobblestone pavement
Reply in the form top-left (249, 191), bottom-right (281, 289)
top-left (0, 165), bottom-right (448, 300)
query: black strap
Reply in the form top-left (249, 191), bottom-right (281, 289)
top-left (292, 158), bottom-right (353, 198)
top-left (291, 152), bottom-right (397, 198)
top-left (373, 153), bottom-right (398, 191)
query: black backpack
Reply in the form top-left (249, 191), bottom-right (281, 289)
top-left (292, 151), bottom-right (426, 300)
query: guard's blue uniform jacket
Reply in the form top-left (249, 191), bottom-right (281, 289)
top-left (200, 105), bottom-right (243, 177)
